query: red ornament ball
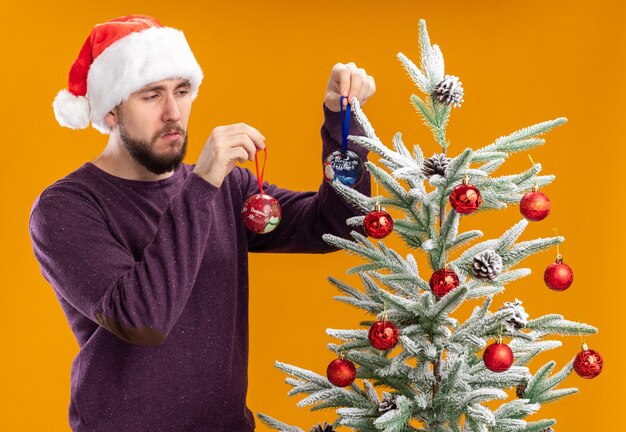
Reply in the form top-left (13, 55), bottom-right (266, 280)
top-left (544, 257), bottom-right (574, 291)
top-left (520, 189), bottom-right (551, 221)
top-left (368, 320), bottom-right (400, 350)
top-left (574, 344), bottom-right (603, 379)
top-left (364, 208), bottom-right (394, 239)
top-left (449, 182), bottom-right (482, 214)
top-left (242, 193), bottom-right (282, 234)
top-left (326, 357), bottom-right (356, 387)
top-left (429, 268), bottom-right (460, 297)
top-left (483, 341), bottom-right (514, 372)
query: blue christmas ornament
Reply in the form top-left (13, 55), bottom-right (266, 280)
top-left (323, 150), bottom-right (364, 187)
top-left (322, 96), bottom-right (364, 188)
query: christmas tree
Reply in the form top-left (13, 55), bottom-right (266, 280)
top-left (258, 19), bottom-right (601, 432)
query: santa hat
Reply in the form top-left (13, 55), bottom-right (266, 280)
top-left (53, 14), bottom-right (203, 134)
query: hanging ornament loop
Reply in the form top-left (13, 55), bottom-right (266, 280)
top-left (322, 97), bottom-right (364, 187)
top-left (553, 228), bottom-right (562, 261)
top-left (242, 144), bottom-right (282, 234)
top-left (340, 95), bottom-right (351, 153)
top-left (254, 147), bottom-right (267, 195)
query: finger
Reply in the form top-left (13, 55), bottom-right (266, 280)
top-left (324, 92), bottom-right (342, 112)
top-left (223, 123), bottom-right (266, 150)
top-left (236, 147), bottom-right (249, 165)
top-left (219, 134), bottom-right (257, 161)
top-left (241, 124), bottom-right (266, 150)
top-left (238, 134), bottom-right (258, 161)
top-left (344, 63), bottom-right (361, 107)
top-left (348, 72), bottom-right (363, 107)
top-left (357, 74), bottom-right (371, 104)
top-left (332, 66), bottom-right (351, 107)
top-left (330, 62), bottom-right (345, 89)
top-left (228, 146), bottom-right (249, 166)
top-left (369, 75), bottom-right (376, 95)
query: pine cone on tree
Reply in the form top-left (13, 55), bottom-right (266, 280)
top-left (516, 382), bottom-right (527, 398)
top-left (432, 75), bottom-right (464, 107)
top-left (543, 428), bottom-right (554, 432)
top-left (471, 249), bottom-right (503, 280)
top-left (422, 153), bottom-right (452, 178)
top-left (499, 299), bottom-right (529, 333)
top-left (378, 392), bottom-right (398, 413)
top-left (310, 423), bottom-right (336, 432)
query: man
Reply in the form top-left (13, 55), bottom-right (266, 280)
top-left (29, 14), bottom-right (374, 431)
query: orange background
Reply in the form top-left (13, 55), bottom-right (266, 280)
top-left (1, 1), bottom-right (623, 430)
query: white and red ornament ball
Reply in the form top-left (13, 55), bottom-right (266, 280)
top-left (242, 193), bottom-right (282, 234)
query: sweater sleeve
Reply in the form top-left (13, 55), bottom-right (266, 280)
top-left (246, 102), bottom-right (371, 253)
top-left (28, 173), bottom-right (219, 347)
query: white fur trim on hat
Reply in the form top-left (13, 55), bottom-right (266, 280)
top-left (87, 26), bottom-right (203, 134)
top-left (52, 89), bottom-right (91, 130)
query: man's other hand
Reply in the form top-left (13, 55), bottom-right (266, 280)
top-left (193, 123), bottom-right (266, 188)
top-left (324, 62), bottom-right (376, 112)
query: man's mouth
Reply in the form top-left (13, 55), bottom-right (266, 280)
top-left (161, 130), bottom-right (183, 141)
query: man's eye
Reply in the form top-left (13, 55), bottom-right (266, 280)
top-left (144, 94), bottom-right (159, 100)
top-left (178, 90), bottom-right (189, 95)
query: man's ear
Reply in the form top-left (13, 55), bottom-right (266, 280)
top-left (104, 106), bottom-right (120, 128)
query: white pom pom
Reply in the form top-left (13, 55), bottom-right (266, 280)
top-left (422, 239), bottom-right (435, 251)
top-left (52, 89), bottom-right (90, 129)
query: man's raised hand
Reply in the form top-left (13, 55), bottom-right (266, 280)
top-left (324, 62), bottom-right (376, 112)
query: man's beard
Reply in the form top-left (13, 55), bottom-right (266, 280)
top-left (119, 120), bottom-right (188, 175)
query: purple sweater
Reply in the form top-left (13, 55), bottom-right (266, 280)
top-left (28, 104), bottom-right (370, 432)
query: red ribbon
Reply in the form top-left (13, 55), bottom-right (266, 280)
top-left (254, 146), bottom-right (267, 195)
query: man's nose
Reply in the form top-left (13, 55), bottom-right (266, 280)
top-left (162, 93), bottom-right (181, 122)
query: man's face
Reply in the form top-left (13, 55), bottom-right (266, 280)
top-left (115, 78), bottom-right (192, 175)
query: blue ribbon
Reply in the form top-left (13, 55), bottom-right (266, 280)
top-left (340, 95), bottom-right (351, 153)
